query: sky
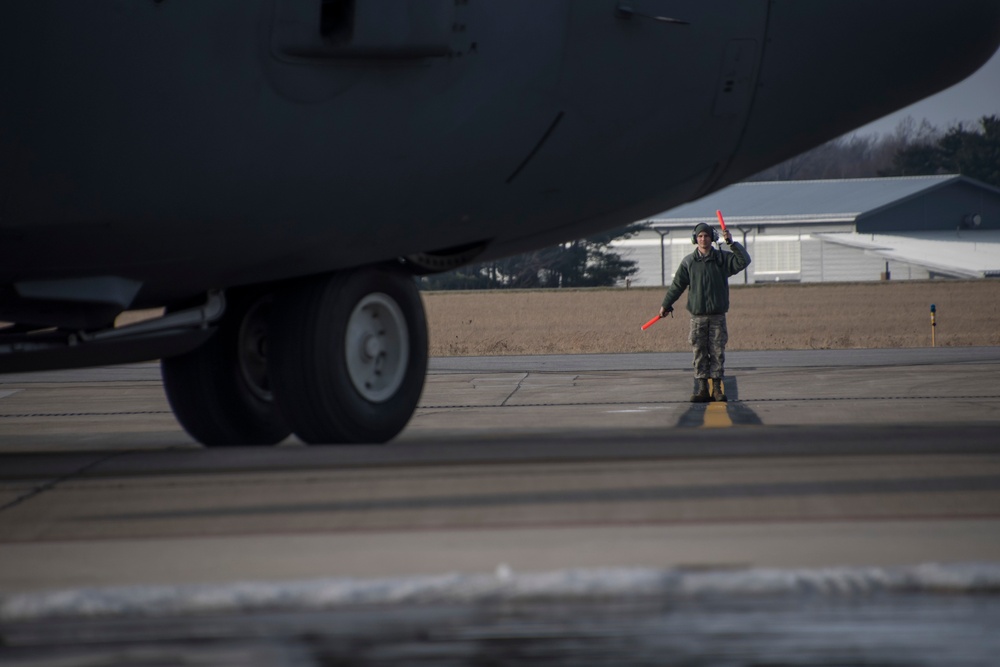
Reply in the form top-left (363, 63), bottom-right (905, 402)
top-left (851, 47), bottom-right (1000, 137)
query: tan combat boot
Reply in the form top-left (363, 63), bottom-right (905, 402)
top-left (711, 378), bottom-right (727, 402)
top-left (690, 378), bottom-right (710, 403)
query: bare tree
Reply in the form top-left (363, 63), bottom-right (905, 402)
top-left (746, 116), bottom-right (943, 182)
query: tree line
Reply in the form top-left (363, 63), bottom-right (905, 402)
top-left (418, 224), bottom-right (645, 290)
top-left (749, 114), bottom-right (999, 187)
top-left (421, 115), bottom-right (999, 290)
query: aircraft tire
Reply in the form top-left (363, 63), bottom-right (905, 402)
top-left (268, 266), bottom-right (428, 444)
top-left (161, 290), bottom-right (291, 446)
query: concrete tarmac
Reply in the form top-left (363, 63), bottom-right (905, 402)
top-left (1, 348), bottom-right (999, 594)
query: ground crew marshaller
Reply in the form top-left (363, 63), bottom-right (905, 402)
top-left (658, 222), bottom-right (751, 402)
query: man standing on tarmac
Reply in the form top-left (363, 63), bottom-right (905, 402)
top-left (658, 222), bottom-right (751, 403)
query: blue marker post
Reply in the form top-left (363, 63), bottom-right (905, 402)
top-left (930, 304), bottom-right (937, 347)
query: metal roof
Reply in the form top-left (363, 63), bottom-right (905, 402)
top-left (814, 230), bottom-right (1000, 279)
top-left (645, 175), bottom-right (963, 225)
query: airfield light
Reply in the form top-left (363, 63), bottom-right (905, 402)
top-left (930, 304), bottom-right (937, 347)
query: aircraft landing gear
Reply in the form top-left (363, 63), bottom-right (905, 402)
top-left (161, 290), bottom-right (291, 446)
top-left (268, 266), bottom-right (428, 444)
top-left (161, 267), bottom-right (426, 446)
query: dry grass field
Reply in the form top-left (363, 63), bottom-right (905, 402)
top-left (112, 281), bottom-right (999, 357)
top-left (423, 280), bottom-right (1000, 356)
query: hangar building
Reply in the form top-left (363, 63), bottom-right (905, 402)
top-left (616, 175), bottom-right (1000, 286)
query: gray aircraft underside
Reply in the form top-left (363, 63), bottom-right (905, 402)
top-left (2, 0), bottom-right (999, 444)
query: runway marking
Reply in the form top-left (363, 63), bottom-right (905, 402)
top-left (0, 390), bottom-right (21, 399)
top-left (674, 377), bottom-right (762, 428)
top-left (701, 403), bottom-right (733, 429)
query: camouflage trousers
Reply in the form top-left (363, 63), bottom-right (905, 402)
top-left (689, 314), bottom-right (728, 379)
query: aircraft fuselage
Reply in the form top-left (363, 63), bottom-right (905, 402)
top-left (2, 0), bottom-right (998, 443)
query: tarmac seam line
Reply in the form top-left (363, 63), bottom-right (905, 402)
top-left (416, 394), bottom-right (1000, 410)
top-left (0, 452), bottom-right (124, 514)
top-left (499, 373), bottom-right (529, 407)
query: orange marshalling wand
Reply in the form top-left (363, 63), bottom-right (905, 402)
top-left (640, 315), bottom-right (661, 331)
top-left (715, 209), bottom-right (728, 231)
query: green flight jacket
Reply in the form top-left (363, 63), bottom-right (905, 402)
top-left (661, 242), bottom-right (751, 315)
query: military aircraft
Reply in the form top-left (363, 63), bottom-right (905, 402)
top-left (2, 0), bottom-right (999, 446)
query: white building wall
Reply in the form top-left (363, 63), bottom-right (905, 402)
top-left (817, 240), bottom-right (879, 281)
top-left (745, 234), bottom-right (800, 283)
top-left (615, 240), bottom-right (666, 287)
top-left (616, 229), bottom-right (932, 285)
top-left (800, 237), bottom-right (825, 282)
top-left (801, 237), bottom-right (930, 282)
top-left (612, 236), bottom-right (693, 287)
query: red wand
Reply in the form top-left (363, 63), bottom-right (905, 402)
top-left (640, 315), bottom-right (661, 330)
top-left (716, 209), bottom-right (728, 232)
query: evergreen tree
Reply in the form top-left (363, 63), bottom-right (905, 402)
top-left (881, 142), bottom-right (944, 177)
top-left (880, 115), bottom-right (1000, 187)
top-left (946, 115), bottom-right (1000, 187)
top-left (419, 224), bottom-right (641, 290)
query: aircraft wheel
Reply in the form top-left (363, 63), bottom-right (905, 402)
top-left (161, 290), bottom-right (291, 446)
top-left (268, 267), bottom-right (428, 444)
